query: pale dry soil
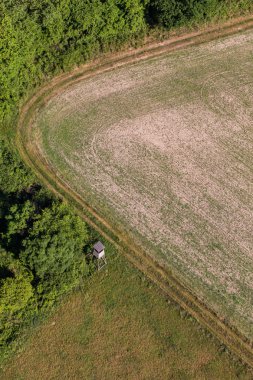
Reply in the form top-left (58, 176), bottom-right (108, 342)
top-left (36, 30), bottom-right (253, 338)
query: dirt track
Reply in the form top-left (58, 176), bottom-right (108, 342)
top-left (17, 15), bottom-right (253, 369)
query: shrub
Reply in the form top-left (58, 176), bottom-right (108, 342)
top-left (0, 140), bottom-right (35, 193)
top-left (20, 202), bottom-right (89, 297)
top-left (0, 249), bottom-right (35, 345)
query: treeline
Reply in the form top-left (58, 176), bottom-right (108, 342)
top-left (1, 0), bottom-right (252, 129)
top-left (0, 139), bottom-right (91, 351)
top-left (0, 0), bottom-right (147, 128)
top-left (146, 0), bottom-right (253, 28)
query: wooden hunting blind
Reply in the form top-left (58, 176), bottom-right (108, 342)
top-left (93, 241), bottom-right (105, 258)
top-left (93, 241), bottom-right (107, 270)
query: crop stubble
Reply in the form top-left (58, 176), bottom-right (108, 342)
top-left (36, 30), bottom-right (253, 338)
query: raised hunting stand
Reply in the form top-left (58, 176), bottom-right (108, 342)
top-left (92, 241), bottom-right (107, 270)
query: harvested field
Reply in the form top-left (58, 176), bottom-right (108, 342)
top-left (31, 29), bottom-right (253, 340)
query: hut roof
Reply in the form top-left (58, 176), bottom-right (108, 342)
top-left (94, 241), bottom-right (104, 253)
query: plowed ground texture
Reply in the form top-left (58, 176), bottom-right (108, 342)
top-left (35, 29), bottom-right (253, 339)
top-left (1, 245), bottom-right (251, 380)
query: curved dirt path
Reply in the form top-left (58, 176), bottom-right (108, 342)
top-left (17, 16), bottom-right (253, 369)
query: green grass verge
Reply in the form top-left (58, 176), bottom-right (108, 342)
top-left (1, 243), bottom-right (251, 380)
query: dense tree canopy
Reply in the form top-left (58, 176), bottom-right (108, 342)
top-left (4, 201), bottom-right (35, 241)
top-left (0, 249), bottom-right (35, 345)
top-left (0, 141), bottom-right (90, 348)
top-left (146, 0), bottom-right (253, 28)
top-left (0, 140), bottom-right (34, 193)
top-left (21, 202), bottom-right (88, 285)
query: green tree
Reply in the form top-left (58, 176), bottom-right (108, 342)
top-left (3, 201), bottom-right (35, 242)
top-left (20, 202), bottom-right (88, 289)
top-left (0, 249), bottom-right (35, 345)
top-left (0, 140), bottom-right (35, 193)
top-left (147, 0), bottom-right (184, 28)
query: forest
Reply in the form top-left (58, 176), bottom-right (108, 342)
top-left (0, 139), bottom-right (91, 355)
top-left (0, 0), bottom-right (252, 357)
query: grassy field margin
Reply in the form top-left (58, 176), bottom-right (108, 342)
top-left (16, 15), bottom-right (253, 369)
